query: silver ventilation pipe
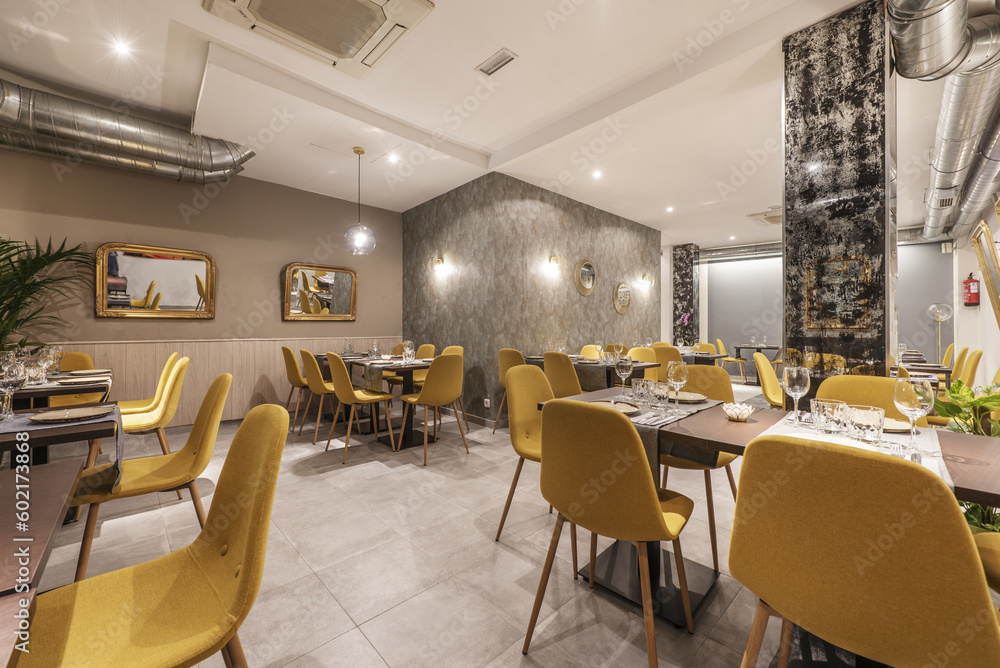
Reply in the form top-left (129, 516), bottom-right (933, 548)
top-left (888, 1), bottom-right (1000, 239)
top-left (0, 78), bottom-right (254, 182)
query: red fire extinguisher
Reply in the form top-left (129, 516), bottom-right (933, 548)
top-left (963, 273), bottom-right (981, 307)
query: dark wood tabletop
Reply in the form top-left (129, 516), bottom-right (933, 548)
top-left (0, 458), bottom-right (85, 594)
top-left (0, 407), bottom-right (118, 452)
top-left (13, 375), bottom-right (111, 401)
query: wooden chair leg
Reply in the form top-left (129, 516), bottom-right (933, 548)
top-left (75, 502), bottom-right (100, 582)
top-left (224, 632), bottom-right (248, 667)
top-left (726, 464), bottom-right (738, 499)
top-left (312, 394), bottom-right (326, 445)
top-left (495, 457), bottom-right (524, 541)
top-left (291, 387), bottom-right (304, 431)
top-left (778, 617), bottom-right (794, 668)
top-left (492, 390), bottom-right (507, 434)
top-left (297, 394), bottom-right (314, 435)
top-left (342, 404), bottom-right (357, 464)
top-left (156, 428), bottom-right (183, 499)
top-left (660, 465), bottom-right (669, 489)
top-left (383, 400), bottom-right (395, 451)
top-left (453, 402), bottom-right (470, 453)
top-left (523, 514), bottom-right (565, 655)
top-left (75, 439), bottom-right (102, 521)
top-left (672, 539), bottom-right (695, 634)
top-left (704, 471), bottom-right (720, 572)
top-left (221, 645), bottom-right (234, 668)
top-left (570, 522), bottom-right (578, 579)
top-left (285, 385), bottom-right (293, 409)
top-left (636, 542), bottom-right (658, 668)
top-left (459, 397), bottom-right (470, 431)
top-left (589, 531), bottom-right (598, 589)
top-left (423, 405), bottom-right (430, 466)
top-left (741, 600), bottom-right (772, 668)
top-left (740, 361), bottom-right (746, 384)
top-left (188, 481), bottom-right (207, 528)
top-left (325, 403), bottom-right (345, 451)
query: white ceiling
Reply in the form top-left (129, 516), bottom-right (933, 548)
top-left (0, 0), bottom-right (961, 247)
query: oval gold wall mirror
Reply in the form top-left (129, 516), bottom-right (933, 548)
top-left (614, 281), bottom-right (631, 314)
top-left (574, 259), bottom-right (596, 296)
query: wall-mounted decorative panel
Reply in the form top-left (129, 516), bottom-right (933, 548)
top-left (782, 0), bottom-right (894, 377)
top-left (672, 243), bottom-right (699, 345)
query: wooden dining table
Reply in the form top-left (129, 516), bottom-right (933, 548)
top-left (524, 355), bottom-right (660, 389)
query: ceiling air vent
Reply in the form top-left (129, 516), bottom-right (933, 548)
top-left (476, 48), bottom-right (517, 76)
top-left (747, 206), bottom-right (783, 227)
top-left (936, 197), bottom-right (955, 208)
top-left (203, 0), bottom-right (434, 79)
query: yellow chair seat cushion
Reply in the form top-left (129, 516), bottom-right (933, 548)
top-left (382, 370), bottom-right (398, 380)
top-left (72, 452), bottom-right (193, 507)
top-left (119, 397), bottom-right (155, 413)
top-left (22, 548), bottom-right (235, 668)
top-left (660, 451), bottom-right (737, 471)
top-left (721, 356), bottom-right (746, 363)
top-left (656, 488), bottom-right (695, 540)
top-left (974, 531), bottom-right (1000, 593)
top-left (387, 370), bottom-right (429, 386)
top-left (926, 415), bottom-right (950, 427)
top-left (351, 389), bottom-right (393, 404)
top-left (121, 411), bottom-right (163, 432)
top-left (400, 392), bottom-right (422, 404)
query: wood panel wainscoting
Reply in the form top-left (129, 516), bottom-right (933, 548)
top-left (50, 337), bottom-right (403, 426)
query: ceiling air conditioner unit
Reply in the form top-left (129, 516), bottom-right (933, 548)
top-left (203, 0), bottom-right (434, 79)
top-left (747, 206), bottom-right (783, 227)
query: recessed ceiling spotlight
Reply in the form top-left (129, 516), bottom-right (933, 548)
top-left (666, 206), bottom-right (674, 213)
top-left (592, 170), bottom-right (602, 179)
top-left (387, 153), bottom-right (399, 164)
top-left (730, 235), bottom-right (736, 240)
top-left (112, 39), bottom-right (132, 56)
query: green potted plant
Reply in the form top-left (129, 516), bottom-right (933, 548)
top-left (0, 237), bottom-right (92, 349)
top-left (934, 380), bottom-right (1000, 532)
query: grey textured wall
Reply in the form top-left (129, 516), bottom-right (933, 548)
top-left (402, 172), bottom-right (661, 422)
top-left (898, 243), bottom-right (955, 360)
top-left (783, 0), bottom-right (894, 376)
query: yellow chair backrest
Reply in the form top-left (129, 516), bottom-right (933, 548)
top-left (716, 339), bottom-right (728, 356)
top-left (416, 344), bottom-right (436, 359)
top-left (150, 293), bottom-right (162, 310)
top-left (541, 400), bottom-right (673, 540)
top-left (896, 365), bottom-right (910, 378)
top-left (442, 345), bottom-right (464, 357)
top-left (187, 404), bottom-right (288, 639)
top-left (754, 353), bottom-right (784, 408)
top-left (498, 348), bottom-right (526, 389)
top-left (177, 373), bottom-right (232, 479)
top-left (132, 280), bottom-right (155, 308)
top-left (626, 347), bottom-right (658, 381)
top-left (959, 349), bottom-right (983, 387)
top-left (49, 351), bottom-right (105, 408)
top-left (391, 342), bottom-right (406, 355)
top-left (952, 346), bottom-right (969, 379)
top-left (195, 274), bottom-right (206, 300)
top-left (143, 357), bottom-right (189, 428)
top-left (60, 352), bottom-right (94, 372)
top-left (942, 342), bottom-right (955, 367)
top-left (543, 352), bottom-right (582, 398)
top-left (506, 365), bottom-right (553, 459)
top-left (993, 366), bottom-right (1000, 385)
top-left (580, 345), bottom-right (599, 360)
top-left (413, 354), bottom-right (464, 406)
top-left (652, 344), bottom-right (682, 383)
top-left (679, 365), bottom-right (734, 402)
top-left (606, 344), bottom-right (628, 355)
top-left (695, 342), bottom-right (717, 354)
top-left (281, 346), bottom-right (307, 388)
top-left (146, 352), bottom-right (181, 407)
top-left (730, 435), bottom-right (1000, 666)
top-left (326, 353), bottom-right (361, 405)
top-left (816, 375), bottom-right (927, 426)
top-left (298, 290), bottom-right (312, 314)
top-left (298, 350), bottom-right (331, 395)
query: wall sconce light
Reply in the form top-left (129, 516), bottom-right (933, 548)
top-left (544, 255), bottom-right (561, 278)
top-left (432, 257), bottom-right (451, 278)
top-left (639, 274), bottom-right (654, 290)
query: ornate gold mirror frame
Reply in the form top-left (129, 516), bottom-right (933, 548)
top-left (614, 281), bottom-right (631, 314)
top-left (95, 242), bottom-right (216, 319)
top-left (282, 263), bottom-right (358, 321)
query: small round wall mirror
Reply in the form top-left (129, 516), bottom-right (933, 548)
top-left (614, 282), bottom-right (631, 314)
top-left (574, 259), bottom-right (596, 296)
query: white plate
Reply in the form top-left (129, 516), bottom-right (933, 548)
top-left (29, 405), bottom-right (115, 423)
top-left (589, 400), bottom-right (640, 415)
top-left (674, 391), bottom-right (708, 403)
top-left (69, 369), bottom-right (112, 376)
top-left (883, 418), bottom-right (913, 433)
top-left (56, 377), bottom-right (110, 385)
top-left (419, 358), bottom-right (434, 362)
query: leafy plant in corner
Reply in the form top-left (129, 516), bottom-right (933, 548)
top-left (934, 380), bottom-right (1000, 532)
top-left (0, 237), bottom-right (93, 349)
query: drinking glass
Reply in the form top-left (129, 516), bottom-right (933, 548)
top-left (893, 378), bottom-right (934, 456)
top-left (344, 341), bottom-right (354, 355)
top-left (651, 382), bottom-right (671, 411)
top-left (633, 379), bottom-right (649, 407)
top-left (781, 366), bottom-right (810, 423)
top-left (0, 351), bottom-right (15, 371)
top-left (50, 344), bottom-right (63, 373)
top-left (897, 342), bottom-right (907, 362)
top-left (0, 363), bottom-right (26, 420)
top-left (371, 340), bottom-right (380, 357)
top-left (762, 335), bottom-right (767, 345)
top-left (645, 337), bottom-right (653, 348)
top-left (666, 361), bottom-right (688, 414)
top-left (810, 399), bottom-right (846, 434)
top-left (847, 405), bottom-right (885, 445)
top-left (594, 341), bottom-right (603, 359)
top-left (14, 347), bottom-right (30, 363)
top-left (750, 335), bottom-right (757, 346)
top-left (615, 355), bottom-right (633, 401)
top-left (25, 359), bottom-right (45, 385)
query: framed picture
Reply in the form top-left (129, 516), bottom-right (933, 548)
top-left (972, 220), bottom-right (1000, 331)
top-left (804, 256), bottom-right (875, 331)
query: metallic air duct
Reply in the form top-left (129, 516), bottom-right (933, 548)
top-left (0, 78), bottom-right (254, 182)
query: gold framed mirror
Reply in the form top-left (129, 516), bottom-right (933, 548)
top-left (614, 281), bottom-right (631, 314)
top-left (972, 220), bottom-right (1000, 330)
top-left (282, 263), bottom-right (358, 321)
top-left (574, 259), bottom-right (596, 296)
top-left (95, 243), bottom-right (215, 319)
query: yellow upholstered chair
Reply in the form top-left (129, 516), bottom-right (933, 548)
top-left (297, 350), bottom-right (338, 445)
top-left (122, 357), bottom-right (190, 457)
top-left (297, 289), bottom-right (312, 314)
top-left (400, 354), bottom-right (468, 465)
top-left (579, 344), bottom-right (599, 359)
top-left (959, 349), bottom-right (983, 387)
top-left (606, 343), bottom-right (628, 355)
top-left (48, 352), bottom-right (107, 408)
top-left (816, 375), bottom-right (928, 427)
top-left (130, 280), bottom-right (155, 308)
top-left (716, 339), bottom-right (747, 383)
top-left (974, 531), bottom-right (1000, 593)
top-left (941, 342), bottom-right (955, 367)
top-left (896, 364), bottom-right (910, 378)
top-left (23, 404), bottom-right (288, 668)
top-left (382, 342), bottom-right (407, 392)
top-left (302, 271), bottom-right (320, 294)
top-left (694, 342), bottom-right (717, 354)
top-left (543, 351), bottom-right (582, 398)
top-left (524, 400), bottom-right (696, 666)
top-left (149, 292), bottom-right (162, 310)
top-left (659, 364), bottom-right (737, 572)
top-left (783, 347), bottom-right (804, 366)
top-left (730, 435), bottom-right (1000, 667)
top-left (493, 348), bottom-right (526, 434)
top-left (651, 343), bottom-right (682, 383)
top-left (386, 344), bottom-right (435, 391)
top-left (439, 345), bottom-right (470, 430)
top-left (993, 366), bottom-right (1000, 385)
top-left (951, 346), bottom-right (969, 384)
top-left (73, 374), bottom-right (232, 582)
top-left (281, 346), bottom-right (309, 430)
top-left (325, 352), bottom-right (394, 463)
top-left (495, 365), bottom-right (552, 541)
top-left (753, 352), bottom-right (784, 409)
top-left (770, 347), bottom-right (783, 372)
top-left (804, 352), bottom-right (847, 373)
top-left (627, 346), bottom-right (658, 381)
top-left (195, 273), bottom-right (206, 311)
top-left (118, 353), bottom-right (179, 416)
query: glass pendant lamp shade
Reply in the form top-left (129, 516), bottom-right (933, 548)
top-left (345, 146), bottom-right (375, 256)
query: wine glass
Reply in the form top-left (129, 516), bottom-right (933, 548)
top-left (781, 366), bottom-right (810, 423)
top-left (49, 344), bottom-right (63, 373)
top-left (594, 340), bottom-right (603, 359)
top-left (0, 351), bottom-right (14, 371)
top-left (38, 346), bottom-right (57, 376)
top-left (666, 361), bottom-right (688, 414)
top-left (645, 337), bottom-right (653, 348)
top-left (0, 362), bottom-right (26, 420)
top-left (893, 378), bottom-right (934, 456)
top-left (762, 335), bottom-right (767, 345)
top-left (615, 355), bottom-right (633, 400)
top-left (750, 335), bottom-right (757, 346)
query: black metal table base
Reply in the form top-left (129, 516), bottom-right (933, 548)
top-left (379, 428), bottom-right (429, 450)
top-left (579, 540), bottom-right (718, 628)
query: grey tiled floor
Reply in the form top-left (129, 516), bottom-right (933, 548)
top-left (41, 388), bottom-right (785, 667)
